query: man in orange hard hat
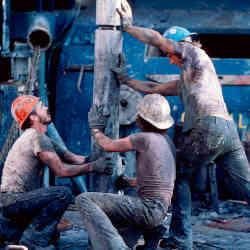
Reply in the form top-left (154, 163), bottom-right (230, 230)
top-left (0, 95), bottom-right (113, 250)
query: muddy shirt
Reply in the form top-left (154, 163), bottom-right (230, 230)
top-left (0, 128), bottom-right (66, 193)
top-left (174, 42), bottom-right (231, 132)
top-left (130, 132), bottom-right (176, 208)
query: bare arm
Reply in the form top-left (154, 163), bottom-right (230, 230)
top-left (38, 151), bottom-right (93, 178)
top-left (126, 26), bottom-right (175, 54)
top-left (61, 151), bottom-right (86, 164)
top-left (126, 78), bottom-right (178, 96)
top-left (91, 129), bottom-right (133, 152)
top-left (127, 177), bottom-right (137, 187)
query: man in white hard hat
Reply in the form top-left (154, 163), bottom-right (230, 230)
top-left (112, 4), bottom-right (250, 250)
top-left (75, 94), bottom-right (176, 250)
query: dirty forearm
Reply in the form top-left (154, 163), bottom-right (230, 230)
top-left (60, 162), bottom-right (93, 177)
top-left (62, 151), bottom-right (86, 164)
top-left (40, 151), bottom-right (93, 177)
top-left (91, 129), bottom-right (113, 151)
top-left (125, 26), bottom-right (175, 53)
top-left (127, 178), bottom-right (137, 187)
top-left (125, 26), bottom-right (162, 47)
top-left (126, 79), bottom-right (159, 94)
top-left (91, 129), bottom-right (133, 152)
top-left (126, 79), bottom-right (178, 96)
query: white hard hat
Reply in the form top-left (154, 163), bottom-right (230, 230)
top-left (137, 94), bottom-right (174, 130)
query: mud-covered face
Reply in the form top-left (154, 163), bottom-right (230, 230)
top-left (167, 53), bottom-right (182, 67)
top-left (33, 101), bottom-right (51, 124)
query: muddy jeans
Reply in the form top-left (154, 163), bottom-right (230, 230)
top-left (75, 192), bottom-right (167, 250)
top-left (0, 186), bottom-right (72, 248)
top-left (169, 116), bottom-right (250, 250)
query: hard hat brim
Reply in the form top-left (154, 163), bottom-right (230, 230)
top-left (140, 113), bottom-right (175, 130)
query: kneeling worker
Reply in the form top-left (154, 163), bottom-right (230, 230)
top-left (76, 93), bottom-right (176, 250)
top-left (0, 95), bottom-right (113, 250)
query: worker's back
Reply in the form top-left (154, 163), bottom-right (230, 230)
top-left (130, 132), bottom-right (176, 208)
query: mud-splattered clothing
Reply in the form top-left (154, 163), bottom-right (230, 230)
top-left (1, 128), bottom-right (66, 194)
top-left (76, 132), bottom-right (176, 250)
top-left (167, 42), bottom-right (250, 250)
top-left (130, 132), bottom-right (176, 208)
top-left (0, 128), bottom-right (72, 248)
top-left (174, 42), bottom-right (231, 132)
top-left (1, 187), bottom-right (72, 248)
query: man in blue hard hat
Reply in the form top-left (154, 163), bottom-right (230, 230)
top-left (111, 4), bottom-right (250, 250)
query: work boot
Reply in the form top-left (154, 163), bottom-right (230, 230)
top-left (48, 229), bottom-right (60, 245)
top-left (136, 224), bottom-right (166, 250)
top-left (160, 237), bottom-right (186, 250)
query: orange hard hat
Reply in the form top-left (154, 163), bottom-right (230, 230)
top-left (11, 95), bottom-right (40, 129)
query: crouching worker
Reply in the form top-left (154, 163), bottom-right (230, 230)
top-left (76, 93), bottom-right (176, 250)
top-left (0, 95), bottom-right (113, 250)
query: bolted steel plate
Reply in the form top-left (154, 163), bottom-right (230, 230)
top-left (119, 85), bottom-right (143, 125)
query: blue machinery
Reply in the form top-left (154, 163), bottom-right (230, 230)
top-left (1, 0), bottom-right (250, 194)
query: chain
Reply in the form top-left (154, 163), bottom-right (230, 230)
top-left (0, 47), bottom-right (41, 166)
top-left (25, 46), bottom-right (41, 95)
top-left (0, 121), bottom-right (18, 167)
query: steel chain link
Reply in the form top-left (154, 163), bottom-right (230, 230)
top-left (0, 47), bottom-right (41, 166)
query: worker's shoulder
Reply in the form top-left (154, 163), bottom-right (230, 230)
top-left (22, 128), bottom-right (49, 141)
top-left (180, 42), bottom-right (208, 59)
top-left (133, 131), bottom-right (171, 144)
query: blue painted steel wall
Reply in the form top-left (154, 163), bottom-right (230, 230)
top-left (2, 0), bottom-right (250, 177)
top-left (54, 24), bottom-right (95, 156)
top-left (53, 0), bottom-right (250, 156)
top-left (0, 86), bottom-right (17, 146)
top-left (0, 86), bottom-right (17, 171)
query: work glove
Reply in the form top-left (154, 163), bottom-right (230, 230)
top-left (116, 1), bottom-right (133, 31)
top-left (92, 157), bottom-right (113, 175)
top-left (115, 175), bottom-right (131, 190)
top-left (111, 54), bottom-right (131, 84)
top-left (88, 104), bottom-right (107, 130)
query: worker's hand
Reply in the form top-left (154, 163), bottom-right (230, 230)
top-left (111, 54), bottom-right (131, 84)
top-left (92, 157), bottom-right (113, 175)
top-left (88, 104), bottom-right (107, 130)
top-left (116, 1), bottom-right (133, 31)
top-left (115, 175), bottom-right (131, 190)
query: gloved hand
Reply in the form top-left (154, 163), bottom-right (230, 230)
top-left (115, 175), bottom-right (131, 190)
top-left (88, 104), bottom-right (107, 130)
top-left (111, 54), bottom-right (131, 84)
top-left (116, 1), bottom-right (133, 31)
top-left (92, 157), bottom-right (113, 175)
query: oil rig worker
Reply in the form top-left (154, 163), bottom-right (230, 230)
top-left (76, 94), bottom-right (176, 250)
top-left (112, 5), bottom-right (250, 250)
top-left (0, 95), bottom-right (113, 250)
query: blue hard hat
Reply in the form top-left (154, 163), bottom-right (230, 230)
top-left (163, 26), bottom-right (197, 42)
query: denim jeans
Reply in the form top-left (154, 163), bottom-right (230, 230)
top-left (170, 116), bottom-right (250, 250)
top-left (75, 192), bottom-right (167, 250)
top-left (1, 186), bottom-right (72, 248)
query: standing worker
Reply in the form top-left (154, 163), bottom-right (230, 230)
top-left (112, 4), bottom-right (250, 250)
top-left (76, 94), bottom-right (176, 250)
top-left (0, 95), bottom-right (113, 250)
